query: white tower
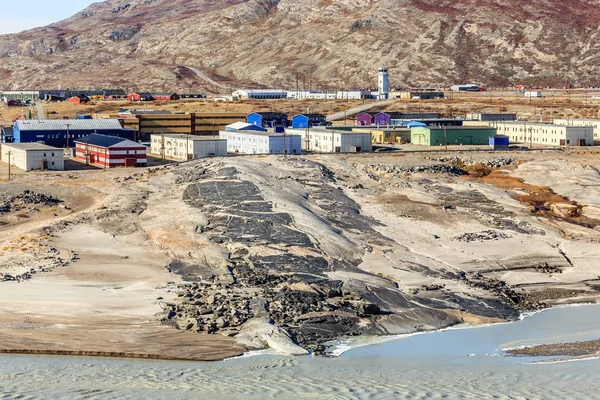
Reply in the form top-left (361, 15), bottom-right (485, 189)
top-left (378, 66), bottom-right (389, 100)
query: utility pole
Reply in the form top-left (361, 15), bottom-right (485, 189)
top-left (305, 123), bottom-right (310, 152)
top-left (85, 138), bottom-right (89, 165)
top-left (444, 126), bottom-right (448, 151)
top-left (530, 125), bottom-right (533, 149)
top-left (65, 123), bottom-right (70, 149)
top-left (7, 151), bottom-right (11, 181)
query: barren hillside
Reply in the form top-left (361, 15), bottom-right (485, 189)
top-left (1, 0), bottom-right (600, 91)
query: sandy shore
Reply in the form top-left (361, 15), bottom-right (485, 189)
top-left (506, 339), bottom-right (600, 359)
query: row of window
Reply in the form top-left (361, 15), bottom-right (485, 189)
top-left (511, 136), bottom-right (569, 144)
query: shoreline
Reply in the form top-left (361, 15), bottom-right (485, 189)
top-left (0, 349), bottom-right (210, 362)
top-left (2, 303), bottom-right (598, 363)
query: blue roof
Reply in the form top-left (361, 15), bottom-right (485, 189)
top-left (407, 121), bottom-right (428, 128)
top-left (15, 119), bottom-right (125, 131)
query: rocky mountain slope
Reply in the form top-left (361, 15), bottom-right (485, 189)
top-left (1, 0), bottom-right (600, 91)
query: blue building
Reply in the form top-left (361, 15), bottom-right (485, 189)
top-left (1, 127), bottom-right (14, 143)
top-left (13, 119), bottom-right (136, 148)
top-left (247, 112), bottom-right (288, 128)
top-left (489, 135), bottom-right (510, 150)
top-left (291, 114), bottom-right (328, 129)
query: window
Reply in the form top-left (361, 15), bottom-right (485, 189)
top-left (51, 153), bottom-right (54, 156)
top-left (43, 153), bottom-right (46, 157)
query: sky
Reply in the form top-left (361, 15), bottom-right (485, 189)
top-left (0, 1), bottom-right (96, 34)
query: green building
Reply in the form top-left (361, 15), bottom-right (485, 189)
top-left (411, 126), bottom-right (497, 146)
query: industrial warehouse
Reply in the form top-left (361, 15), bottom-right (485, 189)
top-left (286, 128), bottom-right (372, 153)
top-left (411, 126), bottom-right (498, 146)
top-left (0, 143), bottom-right (64, 171)
top-left (12, 119), bottom-right (135, 147)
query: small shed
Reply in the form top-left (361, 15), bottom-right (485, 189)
top-left (247, 112), bottom-right (288, 128)
top-left (355, 112), bottom-right (377, 126)
top-left (374, 112), bottom-right (407, 126)
top-left (68, 96), bottom-right (86, 104)
top-left (489, 135), bottom-right (510, 149)
top-left (127, 93), bottom-right (142, 102)
top-left (151, 93), bottom-right (180, 101)
top-left (128, 92), bottom-right (155, 101)
top-left (292, 114), bottom-right (327, 129)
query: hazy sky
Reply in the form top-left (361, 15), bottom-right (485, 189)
top-left (0, 1), bottom-right (96, 34)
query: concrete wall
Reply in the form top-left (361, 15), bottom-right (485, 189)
top-left (1, 146), bottom-right (64, 171)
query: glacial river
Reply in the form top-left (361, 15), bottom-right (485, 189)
top-left (1, 305), bottom-right (600, 399)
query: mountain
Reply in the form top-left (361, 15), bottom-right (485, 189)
top-left (1, 0), bottom-right (600, 92)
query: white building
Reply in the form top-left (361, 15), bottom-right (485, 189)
top-left (150, 134), bottom-right (227, 160)
top-left (450, 84), bottom-right (480, 91)
top-left (219, 131), bottom-right (302, 155)
top-left (493, 122), bottom-right (593, 147)
top-left (524, 91), bottom-right (542, 98)
top-left (232, 90), bottom-right (287, 100)
top-left (378, 67), bottom-right (389, 99)
top-left (286, 90), bottom-right (370, 100)
top-left (286, 90), bottom-right (334, 100)
top-left (553, 119), bottom-right (600, 141)
top-left (0, 90), bottom-right (39, 101)
top-left (337, 90), bottom-right (369, 100)
top-left (286, 128), bottom-right (372, 153)
top-left (466, 113), bottom-right (517, 121)
top-left (0, 143), bottom-right (64, 171)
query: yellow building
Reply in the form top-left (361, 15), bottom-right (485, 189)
top-left (353, 127), bottom-right (411, 144)
top-left (91, 112), bottom-right (246, 139)
top-left (461, 120), bottom-right (493, 127)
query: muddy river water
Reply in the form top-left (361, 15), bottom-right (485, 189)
top-left (1, 305), bottom-right (600, 399)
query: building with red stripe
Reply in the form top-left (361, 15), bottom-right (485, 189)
top-left (74, 134), bottom-right (147, 168)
